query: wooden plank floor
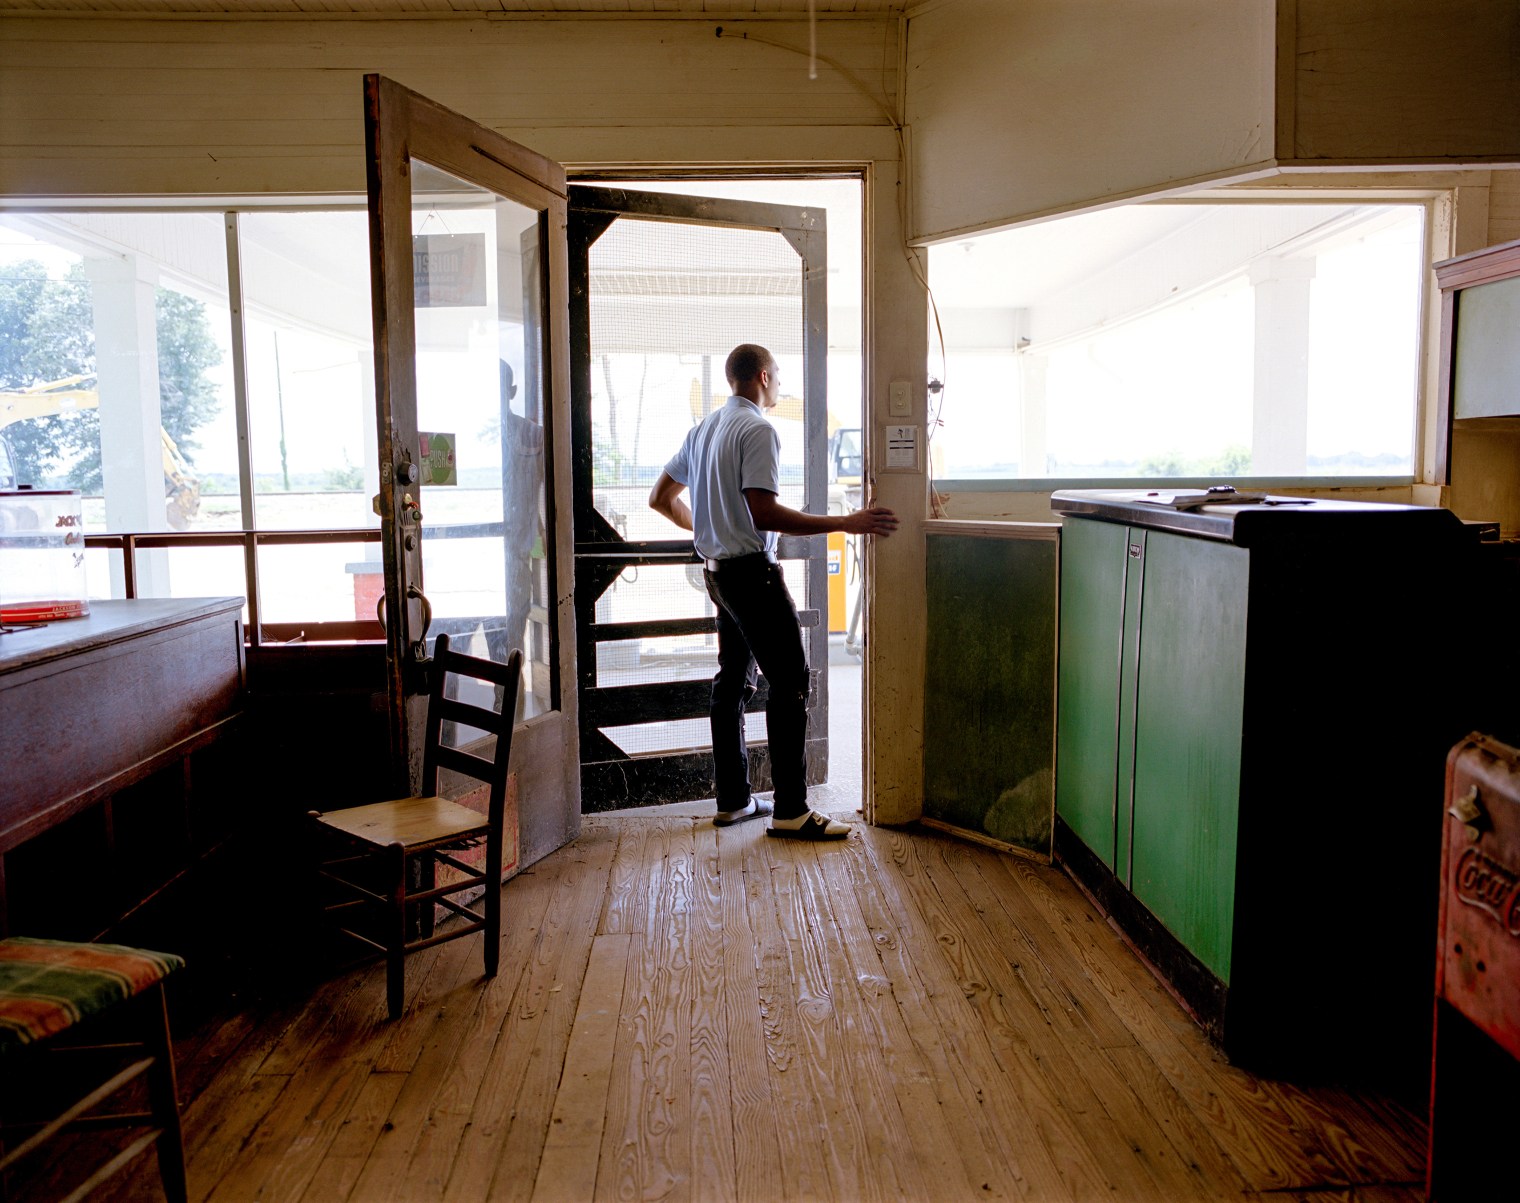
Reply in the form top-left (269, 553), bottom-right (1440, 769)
top-left (34, 808), bottom-right (1427, 1202)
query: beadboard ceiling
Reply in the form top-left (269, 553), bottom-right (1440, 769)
top-left (1, 1), bottom-right (910, 14)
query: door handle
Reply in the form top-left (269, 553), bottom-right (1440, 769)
top-left (407, 583), bottom-right (433, 662)
top-left (376, 583), bottom-right (434, 661)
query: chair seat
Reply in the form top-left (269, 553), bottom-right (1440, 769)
top-left (0, 938), bottom-right (184, 1051)
top-left (315, 795), bottom-right (489, 851)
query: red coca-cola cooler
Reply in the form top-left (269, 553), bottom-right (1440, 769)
top-left (1428, 732), bottom-right (1520, 1200)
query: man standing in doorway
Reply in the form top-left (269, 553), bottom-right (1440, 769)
top-left (649, 343), bottom-right (899, 839)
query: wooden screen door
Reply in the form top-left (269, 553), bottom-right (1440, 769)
top-left (567, 186), bottom-right (830, 809)
top-left (364, 74), bottom-right (580, 870)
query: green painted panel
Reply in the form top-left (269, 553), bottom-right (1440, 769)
top-left (1054, 518), bottom-right (1128, 867)
top-left (1129, 530), bottom-right (1247, 982)
top-left (923, 531), bottom-right (1058, 854)
top-left (1115, 527), bottom-right (1146, 885)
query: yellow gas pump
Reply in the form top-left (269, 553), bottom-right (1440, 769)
top-left (826, 425), bottom-right (862, 635)
top-left (826, 530), bottom-right (848, 632)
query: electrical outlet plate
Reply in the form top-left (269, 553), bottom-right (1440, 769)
top-left (888, 380), bottom-right (911, 416)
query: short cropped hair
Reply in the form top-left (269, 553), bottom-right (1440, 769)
top-left (725, 343), bottom-right (775, 388)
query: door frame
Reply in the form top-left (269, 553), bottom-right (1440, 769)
top-left (364, 74), bottom-right (581, 866)
top-left (566, 184), bottom-right (831, 809)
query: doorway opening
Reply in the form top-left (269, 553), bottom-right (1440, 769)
top-left (573, 174), bottom-right (867, 813)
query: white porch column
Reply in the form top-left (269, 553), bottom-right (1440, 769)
top-left (1018, 349), bottom-right (1047, 479)
top-left (85, 254), bottom-right (169, 597)
top-left (1249, 256), bottom-right (1317, 476)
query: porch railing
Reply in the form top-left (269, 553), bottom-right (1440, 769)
top-left (84, 522), bottom-right (507, 648)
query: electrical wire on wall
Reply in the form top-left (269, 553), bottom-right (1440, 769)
top-left (715, 19), bottom-right (950, 516)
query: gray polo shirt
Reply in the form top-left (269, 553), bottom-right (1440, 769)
top-left (664, 395), bottom-right (780, 562)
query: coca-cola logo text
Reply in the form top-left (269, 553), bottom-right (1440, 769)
top-left (1455, 846), bottom-right (1520, 936)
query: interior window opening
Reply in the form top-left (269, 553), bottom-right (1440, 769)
top-left (926, 201), bottom-right (1427, 487)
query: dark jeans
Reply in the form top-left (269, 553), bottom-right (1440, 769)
top-left (703, 554), bottom-right (810, 819)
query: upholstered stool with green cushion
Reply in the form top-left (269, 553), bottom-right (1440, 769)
top-left (0, 937), bottom-right (188, 1202)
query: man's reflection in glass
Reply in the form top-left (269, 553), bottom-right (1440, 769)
top-left (486, 359), bottom-right (544, 718)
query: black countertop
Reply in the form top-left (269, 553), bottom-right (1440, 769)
top-left (1049, 488), bottom-right (1466, 546)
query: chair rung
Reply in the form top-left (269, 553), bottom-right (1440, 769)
top-left (438, 695), bottom-right (506, 733)
top-left (61, 1110), bottom-right (157, 1130)
top-left (405, 921), bottom-right (486, 954)
top-left (0, 1057), bottom-right (154, 1173)
top-left (412, 875), bottom-right (487, 904)
top-left (317, 852), bottom-right (373, 869)
top-left (59, 1128), bottom-right (163, 1203)
top-left (318, 871), bottom-right (388, 906)
top-left (434, 744), bottom-right (495, 779)
top-left (432, 850), bottom-right (474, 875)
top-left (0, 1109), bottom-right (155, 1137)
top-left (436, 895), bottom-right (484, 924)
top-left (332, 927), bottom-right (387, 955)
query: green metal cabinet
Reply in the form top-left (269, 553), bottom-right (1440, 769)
top-left (1128, 529), bottom-right (1246, 981)
top-left (1052, 490), bottom-right (1472, 1092)
top-left (1056, 519), bottom-right (1245, 981)
top-left (1052, 517), bottom-right (1125, 865)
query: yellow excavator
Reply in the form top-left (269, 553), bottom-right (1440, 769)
top-left (0, 375), bottom-right (201, 529)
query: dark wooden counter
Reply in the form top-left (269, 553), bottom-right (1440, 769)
top-left (0, 597), bottom-right (245, 856)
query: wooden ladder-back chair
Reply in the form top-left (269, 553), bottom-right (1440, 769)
top-left (309, 634), bottom-right (523, 1020)
top-left (0, 937), bottom-right (187, 1202)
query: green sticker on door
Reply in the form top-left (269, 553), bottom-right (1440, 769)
top-left (418, 432), bottom-right (457, 486)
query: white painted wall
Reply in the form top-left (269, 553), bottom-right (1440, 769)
top-left (0, 17), bottom-right (901, 196)
top-left (904, 0), bottom-right (1276, 242)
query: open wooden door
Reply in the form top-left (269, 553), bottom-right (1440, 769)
top-left (364, 75), bottom-right (579, 870)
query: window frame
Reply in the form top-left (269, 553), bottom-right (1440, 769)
top-left (2, 198), bottom-right (393, 643)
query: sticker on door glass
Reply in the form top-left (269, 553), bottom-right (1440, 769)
top-left (419, 432), bottom-right (457, 486)
top-left (413, 233), bottom-right (487, 308)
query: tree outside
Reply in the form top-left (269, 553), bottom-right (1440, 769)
top-left (0, 259), bottom-right (222, 503)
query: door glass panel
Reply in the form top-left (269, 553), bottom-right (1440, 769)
top-left (410, 161), bottom-right (552, 720)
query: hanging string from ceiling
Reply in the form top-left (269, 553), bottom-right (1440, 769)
top-left (809, 0), bottom-right (818, 81)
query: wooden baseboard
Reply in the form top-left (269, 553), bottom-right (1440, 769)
top-left (915, 817), bottom-right (1051, 864)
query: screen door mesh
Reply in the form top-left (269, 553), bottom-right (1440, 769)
top-left (587, 217), bottom-right (810, 755)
